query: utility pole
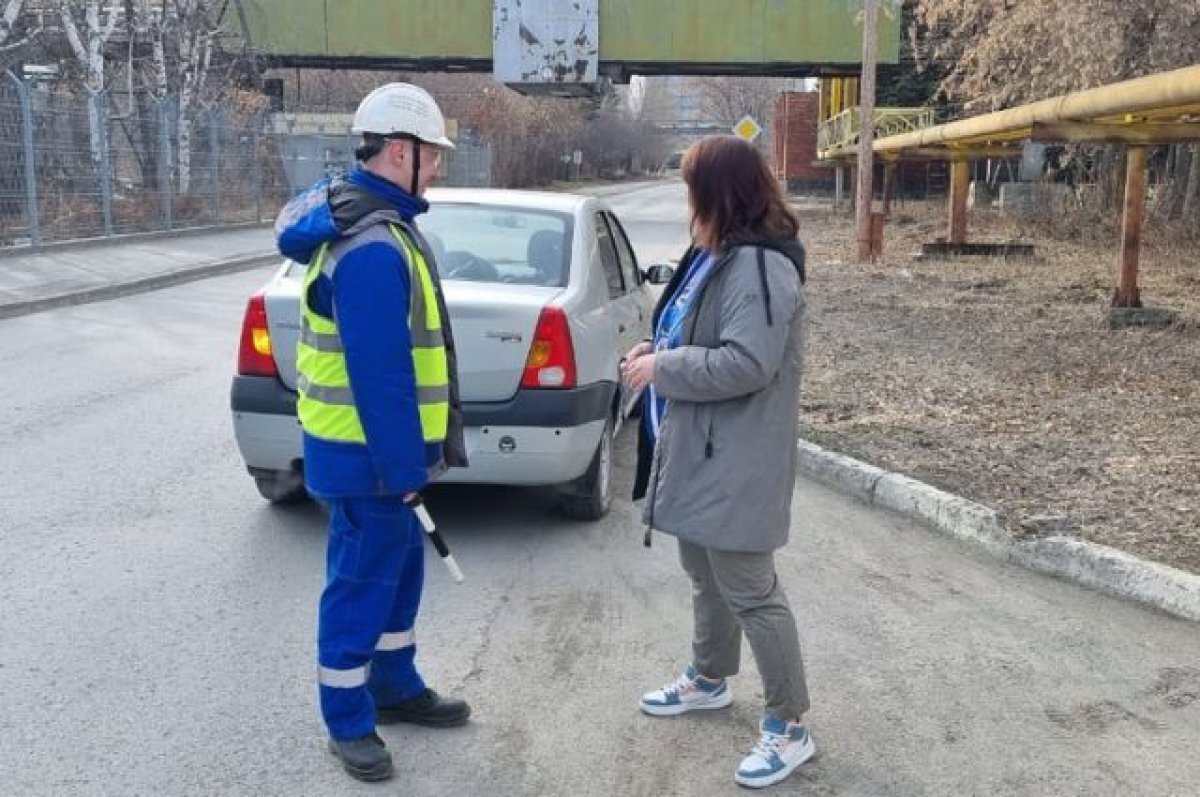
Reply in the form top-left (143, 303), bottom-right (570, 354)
top-left (855, 0), bottom-right (880, 262)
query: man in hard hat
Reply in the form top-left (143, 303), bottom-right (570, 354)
top-left (275, 83), bottom-right (469, 782)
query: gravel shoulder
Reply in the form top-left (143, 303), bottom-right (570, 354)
top-left (797, 200), bottom-right (1200, 574)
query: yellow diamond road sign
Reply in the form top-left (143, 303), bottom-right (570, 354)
top-left (733, 115), bottom-right (762, 142)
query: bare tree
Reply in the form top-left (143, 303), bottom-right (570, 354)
top-left (264, 70), bottom-right (671, 188)
top-left (0, 0), bottom-right (42, 54)
top-left (635, 77), bottom-right (676, 126)
top-left (126, 0), bottom-right (217, 193)
top-left (0, 0), bottom-right (21, 43)
top-left (685, 76), bottom-right (782, 128)
top-left (172, 0), bottom-right (213, 193)
top-left (911, 0), bottom-right (1200, 219)
top-left (461, 80), bottom-right (586, 187)
top-left (912, 0), bottom-right (1200, 110)
top-left (682, 76), bottom-right (795, 156)
top-left (268, 67), bottom-right (402, 112)
top-left (59, 0), bottom-right (119, 175)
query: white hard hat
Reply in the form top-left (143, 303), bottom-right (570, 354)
top-left (351, 83), bottom-right (455, 149)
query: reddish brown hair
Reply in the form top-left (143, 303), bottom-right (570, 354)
top-left (681, 135), bottom-right (799, 252)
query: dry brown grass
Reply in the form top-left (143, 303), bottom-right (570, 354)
top-left (797, 199), bottom-right (1200, 574)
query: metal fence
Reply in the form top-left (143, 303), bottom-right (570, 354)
top-left (0, 74), bottom-right (492, 248)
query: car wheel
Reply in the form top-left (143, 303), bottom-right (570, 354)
top-left (560, 417), bottom-right (613, 521)
top-left (253, 471), bottom-right (309, 504)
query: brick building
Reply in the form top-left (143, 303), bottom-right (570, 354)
top-left (772, 91), bottom-right (834, 193)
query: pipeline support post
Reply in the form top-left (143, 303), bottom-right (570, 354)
top-left (1113, 145), bottom-right (1147, 308)
top-left (948, 159), bottom-right (970, 244)
top-left (882, 161), bottom-right (897, 217)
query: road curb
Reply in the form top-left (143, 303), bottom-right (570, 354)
top-left (0, 252), bottom-right (279, 321)
top-left (797, 440), bottom-right (1200, 623)
top-left (0, 221), bottom-right (273, 259)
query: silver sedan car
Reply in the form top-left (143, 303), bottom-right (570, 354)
top-left (230, 188), bottom-right (670, 519)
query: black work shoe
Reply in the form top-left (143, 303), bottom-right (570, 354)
top-left (328, 732), bottom-right (394, 782)
top-left (376, 688), bottom-right (472, 727)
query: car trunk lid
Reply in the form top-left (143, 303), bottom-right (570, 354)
top-left (442, 281), bottom-right (559, 402)
top-left (265, 266), bottom-right (303, 390)
top-left (267, 266), bottom-right (557, 404)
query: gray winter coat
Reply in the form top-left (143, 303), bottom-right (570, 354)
top-left (643, 244), bottom-right (807, 552)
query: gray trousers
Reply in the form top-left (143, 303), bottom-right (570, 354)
top-left (678, 538), bottom-right (811, 722)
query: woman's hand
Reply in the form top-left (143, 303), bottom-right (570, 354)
top-left (620, 353), bottom-right (657, 391)
top-left (622, 340), bottom-right (652, 363)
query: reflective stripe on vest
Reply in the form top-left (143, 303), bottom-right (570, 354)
top-left (296, 224), bottom-right (450, 445)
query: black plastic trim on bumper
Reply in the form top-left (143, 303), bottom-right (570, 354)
top-left (231, 374), bottom-right (297, 416)
top-left (463, 382), bottom-right (616, 427)
top-left (231, 374), bottom-right (616, 428)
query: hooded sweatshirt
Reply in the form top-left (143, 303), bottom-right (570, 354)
top-left (276, 165), bottom-right (440, 498)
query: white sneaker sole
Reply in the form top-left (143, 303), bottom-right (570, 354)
top-left (639, 686), bottom-right (733, 717)
top-left (733, 735), bottom-right (816, 789)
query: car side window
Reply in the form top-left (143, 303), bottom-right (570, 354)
top-left (604, 213), bottom-right (640, 289)
top-left (594, 212), bottom-right (625, 299)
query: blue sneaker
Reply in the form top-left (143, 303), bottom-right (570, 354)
top-left (639, 664), bottom-right (732, 716)
top-left (734, 715), bottom-right (816, 788)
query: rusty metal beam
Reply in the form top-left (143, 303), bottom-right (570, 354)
top-left (1032, 121), bottom-right (1200, 144)
top-left (874, 64), bottom-right (1200, 153)
top-left (1113, 146), bottom-right (1147, 308)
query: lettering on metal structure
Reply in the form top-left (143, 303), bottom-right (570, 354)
top-left (493, 0), bottom-right (598, 85)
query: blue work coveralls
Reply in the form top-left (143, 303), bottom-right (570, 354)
top-left (277, 166), bottom-right (447, 740)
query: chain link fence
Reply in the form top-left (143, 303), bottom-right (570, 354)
top-left (0, 73), bottom-right (492, 249)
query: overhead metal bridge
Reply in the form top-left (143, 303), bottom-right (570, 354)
top-left (228, 0), bottom-right (900, 94)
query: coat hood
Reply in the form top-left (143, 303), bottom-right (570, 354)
top-left (274, 165), bottom-right (429, 265)
top-left (725, 233), bottom-right (806, 284)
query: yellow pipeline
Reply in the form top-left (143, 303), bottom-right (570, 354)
top-left (874, 64), bottom-right (1200, 153)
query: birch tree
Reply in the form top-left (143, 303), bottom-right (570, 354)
top-left (121, 0), bottom-right (165, 191)
top-left (133, 0), bottom-right (215, 193)
top-left (128, 0), bottom-right (167, 100)
top-left (172, 0), bottom-right (213, 194)
top-left (0, 0), bottom-right (41, 54)
top-left (0, 0), bottom-right (21, 45)
top-left (59, 1), bottom-right (119, 176)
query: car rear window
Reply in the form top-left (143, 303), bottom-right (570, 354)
top-left (420, 204), bottom-right (573, 287)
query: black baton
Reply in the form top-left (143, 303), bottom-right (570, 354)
top-left (404, 494), bottom-right (465, 583)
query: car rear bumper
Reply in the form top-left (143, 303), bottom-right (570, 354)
top-left (443, 420), bottom-right (605, 485)
top-left (230, 375), bottom-right (615, 485)
top-left (230, 376), bottom-right (301, 472)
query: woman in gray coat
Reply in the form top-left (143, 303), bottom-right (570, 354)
top-left (621, 136), bottom-right (812, 790)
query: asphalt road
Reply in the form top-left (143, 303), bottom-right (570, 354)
top-left (1, 182), bottom-right (1197, 796)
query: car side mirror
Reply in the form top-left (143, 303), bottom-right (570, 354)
top-left (643, 264), bottom-right (674, 285)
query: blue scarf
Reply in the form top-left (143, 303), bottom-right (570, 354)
top-left (645, 250), bottom-right (716, 442)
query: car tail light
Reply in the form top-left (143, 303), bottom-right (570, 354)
top-left (237, 291), bottom-right (278, 377)
top-left (521, 306), bottom-right (576, 389)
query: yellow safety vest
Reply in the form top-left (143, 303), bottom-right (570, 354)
top-left (297, 224), bottom-right (450, 445)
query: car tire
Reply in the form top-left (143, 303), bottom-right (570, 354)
top-left (560, 418), bottom-right (613, 521)
top-left (253, 471), bottom-right (309, 504)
